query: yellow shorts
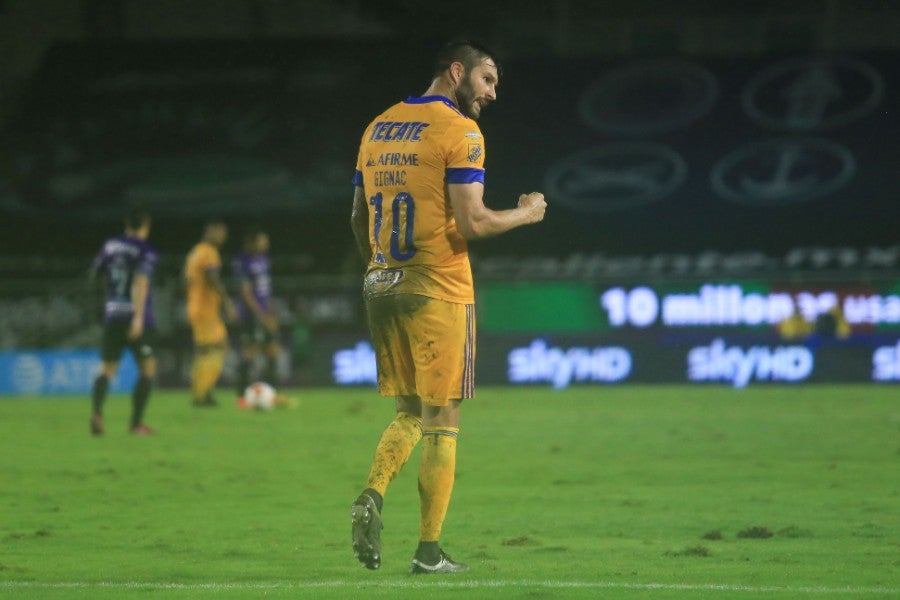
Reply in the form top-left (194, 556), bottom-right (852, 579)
top-left (188, 311), bottom-right (227, 346)
top-left (366, 294), bottom-right (475, 405)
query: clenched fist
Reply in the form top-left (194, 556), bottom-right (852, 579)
top-left (518, 192), bottom-right (547, 224)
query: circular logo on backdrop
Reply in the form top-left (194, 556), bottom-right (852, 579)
top-left (579, 59), bottom-right (719, 136)
top-left (545, 143), bottom-right (687, 213)
top-left (11, 354), bottom-right (45, 394)
top-left (742, 56), bottom-right (884, 131)
top-left (710, 137), bottom-right (856, 206)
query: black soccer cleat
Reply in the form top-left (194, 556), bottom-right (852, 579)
top-left (351, 493), bottom-right (383, 570)
top-left (410, 549), bottom-right (469, 575)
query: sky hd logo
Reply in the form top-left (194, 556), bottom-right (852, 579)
top-left (872, 342), bottom-right (900, 381)
top-left (508, 339), bottom-right (632, 388)
top-left (332, 341), bottom-right (377, 385)
top-left (687, 338), bottom-right (814, 388)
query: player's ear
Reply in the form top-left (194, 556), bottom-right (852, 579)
top-left (448, 61), bottom-right (465, 85)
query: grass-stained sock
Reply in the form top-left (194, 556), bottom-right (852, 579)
top-left (365, 412), bottom-right (423, 498)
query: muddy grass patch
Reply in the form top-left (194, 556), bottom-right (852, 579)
top-left (777, 525), bottom-right (813, 538)
top-left (666, 545), bottom-right (711, 557)
top-left (501, 535), bottom-right (541, 547)
top-left (738, 526), bottom-right (774, 539)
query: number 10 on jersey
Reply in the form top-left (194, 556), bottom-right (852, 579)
top-left (370, 192), bottom-right (417, 264)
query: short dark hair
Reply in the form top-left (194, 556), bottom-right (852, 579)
top-left (432, 40), bottom-right (501, 79)
top-left (124, 205), bottom-right (151, 230)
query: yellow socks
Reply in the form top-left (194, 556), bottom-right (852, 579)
top-left (418, 427), bottom-right (458, 542)
top-left (362, 418), bottom-right (459, 544)
top-left (365, 412), bottom-right (424, 497)
top-left (191, 347), bottom-right (225, 400)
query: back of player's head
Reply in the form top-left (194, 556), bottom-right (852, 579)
top-left (204, 219), bottom-right (226, 233)
top-left (124, 205), bottom-right (151, 232)
top-left (203, 219), bottom-right (228, 243)
top-left (432, 40), bottom-right (501, 79)
top-left (243, 226), bottom-right (266, 247)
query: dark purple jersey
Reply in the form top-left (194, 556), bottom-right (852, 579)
top-left (232, 251), bottom-right (272, 321)
top-left (91, 235), bottom-right (158, 325)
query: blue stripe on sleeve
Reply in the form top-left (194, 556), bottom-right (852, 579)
top-left (352, 170), bottom-right (363, 186)
top-left (446, 167), bottom-right (485, 184)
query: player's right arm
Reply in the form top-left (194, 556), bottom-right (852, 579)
top-left (128, 273), bottom-right (149, 339)
top-left (351, 186), bottom-right (373, 264)
top-left (129, 247), bottom-right (157, 339)
top-left (449, 184), bottom-right (546, 240)
top-left (239, 279), bottom-right (276, 332)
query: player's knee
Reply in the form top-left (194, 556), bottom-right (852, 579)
top-left (422, 399), bottom-right (461, 428)
top-left (101, 362), bottom-right (119, 379)
top-left (396, 395), bottom-right (422, 416)
top-left (140, 357), bottom-right (157, 378)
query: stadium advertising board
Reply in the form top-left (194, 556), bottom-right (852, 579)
top-left (872, 341), bottom-right (900, 381)
top-left (323, 281), bottom-right (899, 388)
top-left (480, 281), bottom-right (900, 333)
top-left (598, 284), bottom-right (900, 329)
top-left (0, 350), bottom-right (137, 395)
top-left (325, 334), bottom-right (894, 389)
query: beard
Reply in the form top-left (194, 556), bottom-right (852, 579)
top-left (456, 74), bottom-right (481, 120)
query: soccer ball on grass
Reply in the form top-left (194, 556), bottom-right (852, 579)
top-left (243, 382), bottom-right (277, 411)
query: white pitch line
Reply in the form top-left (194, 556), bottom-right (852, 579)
top-left (0, 580), bottom-right (897, 595)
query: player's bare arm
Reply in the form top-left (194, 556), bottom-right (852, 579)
top-left (351, 186), bottom-right (373, 263)
top-left (128, 273), bottom-right (149, 339)
top-left (449, 183), bottom-right (546, 240)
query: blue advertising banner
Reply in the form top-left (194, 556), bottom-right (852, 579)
top-left (0, 350), bottom-right (137, 395)
top-left (323, 333), bottom-right (899, 389)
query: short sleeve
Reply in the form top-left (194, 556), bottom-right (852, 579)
top-left (445, 120), bottom-right (485, 184)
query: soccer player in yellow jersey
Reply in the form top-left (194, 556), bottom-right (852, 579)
top-left (184, 220), bottom-right (236, 407)
top-left (349, 41), bottom-right (546, 574)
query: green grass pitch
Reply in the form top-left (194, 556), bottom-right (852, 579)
top-left (1, 385), bottom-right (897, 599)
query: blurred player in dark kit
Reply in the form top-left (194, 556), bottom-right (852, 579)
top-left (89, 206), bottom-right (158, 435)
top-left (232, 227), bottom-right (281, 405)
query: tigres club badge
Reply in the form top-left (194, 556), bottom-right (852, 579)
top-left (467, 144), bottom-right (482, 163)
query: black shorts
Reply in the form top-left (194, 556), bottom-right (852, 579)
top-left (238, 319), bottom-right (277, 347)
top-left (101, 320), bottom-right (155, 363)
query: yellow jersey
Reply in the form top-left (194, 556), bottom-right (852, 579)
top-left (354, 95), bottom-right (486, 304)
top-left (184, 241), bottom-right (223, 319)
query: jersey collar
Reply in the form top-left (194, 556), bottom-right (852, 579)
top-left (404, 95), bottom-right (464, 115)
